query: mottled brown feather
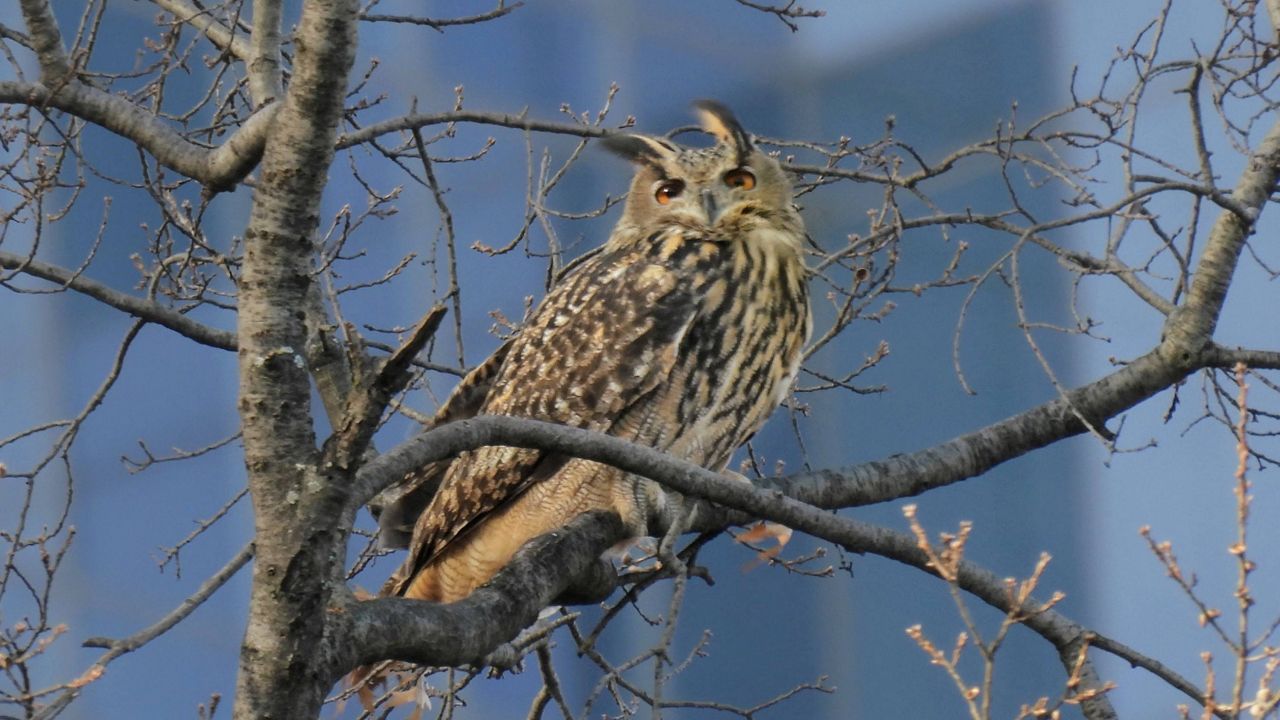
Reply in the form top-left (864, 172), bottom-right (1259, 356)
top-left (387, 251), bottom-right (699, 597)
top-left (371, 340), bottom-right (512, 549)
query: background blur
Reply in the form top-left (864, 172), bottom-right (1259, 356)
top-left (3, 0), bottom-right (1275, 717)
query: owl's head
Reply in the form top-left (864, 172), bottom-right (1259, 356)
top-left (602, 101), bottom-right (795, 238)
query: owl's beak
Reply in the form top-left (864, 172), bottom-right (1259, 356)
top-left (701, 190), bottom-right (720, 225)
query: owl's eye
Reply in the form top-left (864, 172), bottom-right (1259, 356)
top-left (654, 179), bottom-right (685, 205)
top-left (723, 167), bottom-right (756, 190)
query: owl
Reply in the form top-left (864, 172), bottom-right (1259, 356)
top-left (376, 101), bottom-right (812, 603)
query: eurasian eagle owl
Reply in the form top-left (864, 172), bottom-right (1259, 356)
top-left (377, 101), bottom-right (811, 603)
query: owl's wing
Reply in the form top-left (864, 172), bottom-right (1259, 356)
top-left (374, 245), bottom-right (628, 549)
top-left (371, 340), bottom-right (513, 549)
top-left (392, 250), bottom-right (697, 591)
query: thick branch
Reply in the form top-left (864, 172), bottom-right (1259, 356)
top-left (17, 0), bottom-right (70, 79)
top-left (0, 81), bottom-right (276, 189)
top-left (353, 333), bottom-right (1195, 519)
top-left (248, 0), bottom-right (284, 106)
top-left (1203, 344), bottom-right (1280, 370)
top-left (338, 512), bottom-right (624, 671)
top-left (1167, 119), bottom-right (1280, 349)
top-left (355, 420), bottom-right (1220, 717)
top-left (771, 347), bottom-right (1185, 509)
top-left (352, 415), bottom-right (1039, 549)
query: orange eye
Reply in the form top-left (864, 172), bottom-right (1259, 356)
top-left (654, 179), bottom-right (685, 205)
top-left (724, 168), bottom-right (756, 190)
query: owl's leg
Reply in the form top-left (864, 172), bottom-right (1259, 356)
top-left (656, 491), bottom-right (693, 563)
top-left (553, 512), bottom-right (626, 605)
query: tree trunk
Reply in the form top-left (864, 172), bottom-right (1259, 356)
top-left (232, 0), bottom-right (359, 717)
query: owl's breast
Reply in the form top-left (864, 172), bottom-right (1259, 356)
top-left (651, 227), bottom-right (811, 467)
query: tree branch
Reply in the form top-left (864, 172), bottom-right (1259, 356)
top-left (336, 109), bottom-right (612, 150)
top-left (151, 0), bottom-right (252, 61)
top-left (0, 252), bottom-right (478, 382)
top-left (770, 347), bottom-right (1183, 509)
top-left (359, 1), bottom-right (525, 30)
top-left (83, 543), bottom-right (254, 653)
top-left (17, 0), bottom-right (70, 80)
top-left (352, 328), bottom-right (1199, 521)
top-left (0, 250), bottom-right (237, 350)
top-left (356, 418), bottom-right (1259, 717)
top-left (322, 305), bottom-right (447, 471)
top-left (31, 544), bottom-right (254, 720)
top-left (1202, 344), bottom-right (1280, 370)
top-left (0, 80), bottom-right (276, 190)
top-left (1168, 119), bottom-right (1280, 349)
top-left (248, 0), bottom-right (283, 106)
top-left (338, 512), bottom-right (624, 671)
top-left (731, 0), bottom-right (825, 32)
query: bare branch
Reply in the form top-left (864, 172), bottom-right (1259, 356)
top-left (0, 81), bottom-right (277, 189)
top-left (0, 250), bottom-right (236, 350)
top-left (360, 1), bottom-right (524, 30)
top-left (336, 109), bottom-right (613, 150)
top-left (151, 0), bottom-right (252, 60)
top-left (731, 0), bottom-right (825, 32)
top-left (82, 543), bottom-right (254, 653)
top-left (32, 544), bottom-right (254, 720)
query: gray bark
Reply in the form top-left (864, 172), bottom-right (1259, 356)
top-left (231, 0), bottom-right (359, 717)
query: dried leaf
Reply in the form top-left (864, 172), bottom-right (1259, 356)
top-left (736, 521), bottom-right (793, 571)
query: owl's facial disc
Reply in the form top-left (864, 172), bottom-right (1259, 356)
top-left (658, 162), bottom-right (758, 229)
top-left (605, 103), bottom-right (792, 236)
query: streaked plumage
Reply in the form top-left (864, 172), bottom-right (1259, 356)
top-left (377, 101), bottom-right (811, 603)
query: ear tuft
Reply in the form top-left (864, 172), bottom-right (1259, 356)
top-left (692, 99), bottom-right (753, 161)
top-left (600, 133), bottom-right (676, 166)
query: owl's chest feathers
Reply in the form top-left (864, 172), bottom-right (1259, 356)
top-left (653, 226), bottom-right (811, 463)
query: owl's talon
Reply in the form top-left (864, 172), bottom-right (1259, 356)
top-left (484, 648), bottom-right (526, 677)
